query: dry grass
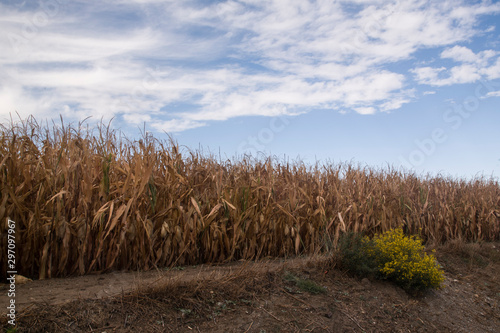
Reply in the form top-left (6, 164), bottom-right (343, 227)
top-left (3, 265), bottom-right (282, 332)
top-left (0, 116), bottom-right (499, 279)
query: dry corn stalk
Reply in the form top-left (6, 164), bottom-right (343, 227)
top-left (0, 116), bottom-right (499, 279)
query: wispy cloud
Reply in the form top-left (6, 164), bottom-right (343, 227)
top-left (484, 90), bottom-right (500, 98)
top-left (412, 45), bottom-right (500, 86)
top-left (1, 0), bottom-right (499, 131)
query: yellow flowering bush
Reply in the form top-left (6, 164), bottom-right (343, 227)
top-left (365, 228), bottom-right (444, 291)
top-left (339, 228), bottom-right (445, 291)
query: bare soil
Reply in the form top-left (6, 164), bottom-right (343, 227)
top-left (1, 242), bottom-right (499, 333)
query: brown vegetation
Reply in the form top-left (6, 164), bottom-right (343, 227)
top-left (0, 116), bottom-right (499, 279)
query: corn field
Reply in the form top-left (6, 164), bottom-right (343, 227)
top-left (1, 116), bottom-right (499, 279)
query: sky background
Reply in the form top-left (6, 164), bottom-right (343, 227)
top-left (1, 0), bottom-right (500, 179)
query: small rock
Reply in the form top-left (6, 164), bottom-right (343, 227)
top-left (16, 275), bottom-right (32, 285)
top-left (361, 278), bottom-right (371, 287)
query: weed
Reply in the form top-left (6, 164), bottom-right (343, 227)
top-left (283, 271), bottom-right (326, 294)
top-left (337, 232), bottom-right (377, 277)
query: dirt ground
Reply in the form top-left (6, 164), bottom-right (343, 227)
top-left (1, 242), bottom-right (499, 333)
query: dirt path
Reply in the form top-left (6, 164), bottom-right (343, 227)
top-left (0, 258), bottom-right (305, 313)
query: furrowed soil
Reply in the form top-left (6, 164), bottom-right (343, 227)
top-left (1, 242), bottom-right (499, 333)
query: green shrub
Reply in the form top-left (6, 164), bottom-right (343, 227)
top-left (337, 232), bottom-right (378, 277)
top-left (339, 228), bottom-right (445, 291)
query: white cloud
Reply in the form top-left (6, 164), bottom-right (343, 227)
top-left (441, 46), bottom-right (478, 63)
top-left (152, 118), bottom-right (206, 133)
top-left (411, 67), bottom-right (446, 85)
top-left (0, 0), bottom-right (499, 132)
top-left (354, 107), bottom-right (376, 115)
top-left (485, 90), bottom-right (500, 98)
top-left (413, 46), bottom-right (499, 86)
top-left (441, 45), bottom-right (497, 66)
top-left (448, 64), bottom-right (481, 84)
top-left (380, 94), bottom-right (414, 112)
top-left (0, 85), bottom-right (46, 121)
top-left (481, 57), bottom-right (500, 80)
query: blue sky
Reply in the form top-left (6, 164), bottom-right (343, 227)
top-left (1, 0), bottom-right (500, 179)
